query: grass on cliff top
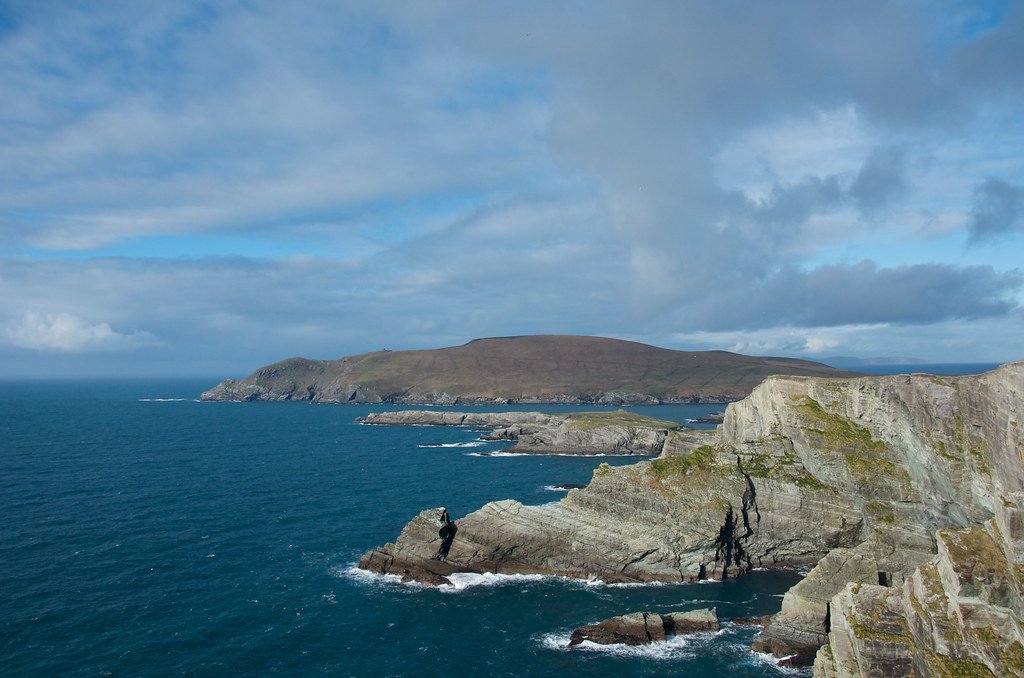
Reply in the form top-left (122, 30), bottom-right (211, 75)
top-left (648, 445), bottom-right (720, 479)
top-left (564, 410), bottom-right (679, 430)
top-left (939, 526), bottom-right (1011, 579)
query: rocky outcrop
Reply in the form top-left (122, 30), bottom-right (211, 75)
top-left (357, 362), bottom-right (1024, 670)
top-left (568, 608), bottom-right (719, 646)
top-left (359, 411), bottom-right (553, 428)
top-left (747, 363), bottom-right (1024, 666)
top-left (814, 496), bottom-right (1024, 677)
top-left (199, 335), bottom-right (856, 404)
top-left (357, 508), bottom-right (460, 586)
top-left (361, 409), bottom-right (691, 456)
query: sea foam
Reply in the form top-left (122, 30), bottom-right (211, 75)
top-left (538, 631), bottom-right (734, 660)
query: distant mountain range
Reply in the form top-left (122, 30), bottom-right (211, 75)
top-left (201, 335), bottom-right (858, 405)
top-left (820, 356), bottom-right (928, 368)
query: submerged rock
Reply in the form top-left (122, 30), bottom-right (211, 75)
top-left (728, 614), bottom-right (774, 627)
top-left (568, 608), bottom-right (719, 646)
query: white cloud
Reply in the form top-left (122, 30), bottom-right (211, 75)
top-left (4, 312), bottom-right (157, 353)
top-left (0, 2), bottom-right (1022, 376)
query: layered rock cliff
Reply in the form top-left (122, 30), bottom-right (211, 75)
top-left (358, 362), bottom-right (1023, 673)
top-left (199, 335), bottom-right (855, 404)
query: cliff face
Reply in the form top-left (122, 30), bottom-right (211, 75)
top-left (358, 363), bottom-right (1024, 671)
top-left (199, 335), bottom-right (856, 404)
top-left (733, 367), bottom-right (1023, 666)
top-left (815, 500), bottom-right (1024, 677)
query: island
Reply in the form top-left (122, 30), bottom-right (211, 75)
top-left (199, 334), bottom-right (856, 405)
top-left (359, 362), bottom-right (1024, 675)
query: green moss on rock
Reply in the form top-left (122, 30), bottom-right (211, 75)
top-left (649, 445), bottom-right (719, 479)
top-left (1001, 640), bottom-right (1024, 675)
top-left (796, 396), bottom-right (911, 491)
top-left (865, 500), bottom-right (897, 525)
top-left (926, 651), bottom-right (995, 678)
top-left (565, 410), bottom-right (678, 431)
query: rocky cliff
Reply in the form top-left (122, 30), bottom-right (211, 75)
top-left (359, 409), bottom-right (691, 455)
top-left (199, 335), bottom-right (855, 404)
top-left (358, 362), bottom-right (1023, 673)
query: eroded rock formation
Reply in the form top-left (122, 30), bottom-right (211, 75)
top-left (358, 362), bottom-right (1024, 673)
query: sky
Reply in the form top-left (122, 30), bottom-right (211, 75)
top-left (1, 1), bottom-right (1023, 378)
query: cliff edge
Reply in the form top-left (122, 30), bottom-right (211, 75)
top-left (358, 362), bottom-right (1023, 674)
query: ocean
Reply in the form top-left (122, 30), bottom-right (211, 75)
top-left (2, 379), bottom-right (812, 676)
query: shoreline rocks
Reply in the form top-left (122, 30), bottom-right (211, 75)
top-left (360, 409), bottom-right (694, 456)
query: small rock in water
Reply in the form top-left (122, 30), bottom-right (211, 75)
top-left (568, 608), bottom-right (718, 646)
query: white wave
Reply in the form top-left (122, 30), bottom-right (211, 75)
top-left (418, 441), bottom-right (486, 448)
top-left (333, 565), bottom-right (420, 589)
top-left (438, 570), bottom-right (613, 591)
top-left (751, 650), bottom-right (811, 674)
top-left (467, 451), bottom-right (650, 458)
top-left (337, 564), bottom-right (682, 593)
top-left (138, 398), bottom-right (187, 402)
top-left (604, 580), bottom-right (667, 588)
top-left (539, 631), bottom-right (715, 659)
top-left (440, 571), bottom-right (551, 591)
top-left (543, 485), bottom-right (587, 492)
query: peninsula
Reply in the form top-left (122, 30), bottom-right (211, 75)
top-left (200, 334), bottom-right (855, 404)
top-left (360, 363), bottom-right (1024, 675)
top-left (359, 409), bottom-right (706, 455)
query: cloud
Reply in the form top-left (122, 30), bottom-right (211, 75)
top-left (848, 146), bottom-right (910, 214)
top-left (4, 312), bottom-right (157, 352)
top-left (0, 2), bottom-right (551, 251)
top-left (0, 2), bottom-right (1022, 375)
top-left (970, 178), bottom-right (1024, 242)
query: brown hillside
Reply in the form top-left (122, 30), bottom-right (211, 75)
top-left (201, 335), bottom-right (858, 404)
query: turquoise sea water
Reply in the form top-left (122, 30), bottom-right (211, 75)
top-left (1, 380), bottom-right (811, 676)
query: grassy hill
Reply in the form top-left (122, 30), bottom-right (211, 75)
top-left (201, 335), bottom-right (858, 404)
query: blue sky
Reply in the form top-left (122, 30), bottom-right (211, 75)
top-left (1, 1), bottom-right (1023, 377)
